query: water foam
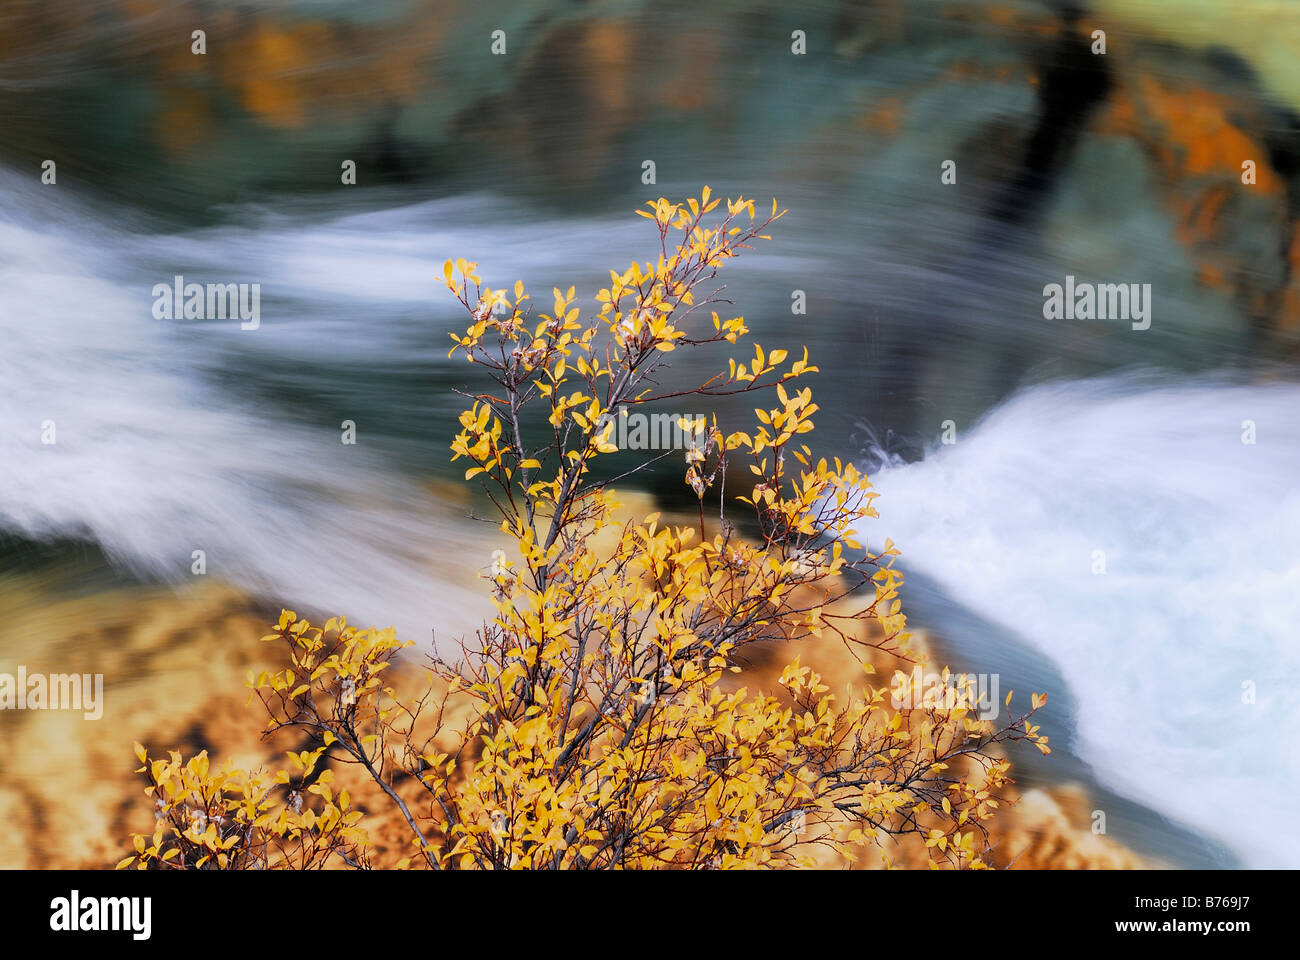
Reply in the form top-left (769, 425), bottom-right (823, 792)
top-left (0, 174), bottom-right (517, 641)
top-left (863, 375), bottom-right (1300, 867)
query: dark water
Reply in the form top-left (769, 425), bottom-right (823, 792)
top-left (2, 0), bottom-right (1298, 867)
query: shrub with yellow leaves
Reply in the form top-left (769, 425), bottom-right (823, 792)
top-left (120, 731), bottom-right (368, 870)
top-left (121, 189), bottom-right (1049, 870)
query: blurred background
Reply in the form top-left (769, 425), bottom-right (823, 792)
top-left (1, 0), bottom-right (1298, 869)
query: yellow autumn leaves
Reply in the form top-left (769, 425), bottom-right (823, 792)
top-left (121, 189), bottom-right (1049, 870)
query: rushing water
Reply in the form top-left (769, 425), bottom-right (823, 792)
top-left (2, 0), bottom-right (1298, 869)
top-left (867, 377), bottom-right (1300, 868)
top-left (4, 163), bottom-right (1293, 866)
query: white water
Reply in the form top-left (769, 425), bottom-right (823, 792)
top-left (0, 172), bottom-right (803, 639)
top-left (865, 375), bottom-right (1300, 868)
top-left (5, 169), bottom-right (1299, 866)
top-left (0, 174), bottom-right (536, 640)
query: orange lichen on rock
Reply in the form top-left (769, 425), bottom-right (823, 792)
top-left (1093, 66), bottom-right (1294, 342)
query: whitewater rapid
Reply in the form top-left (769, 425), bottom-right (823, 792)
top-left (0, 169), bottom-right (802, 645)
top-left (865, 375), bottom-right (1300, 868)
top-left (0, 173), bottom-right (533, 640)
top-left (3, 168), bottom-right (1297, 867)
